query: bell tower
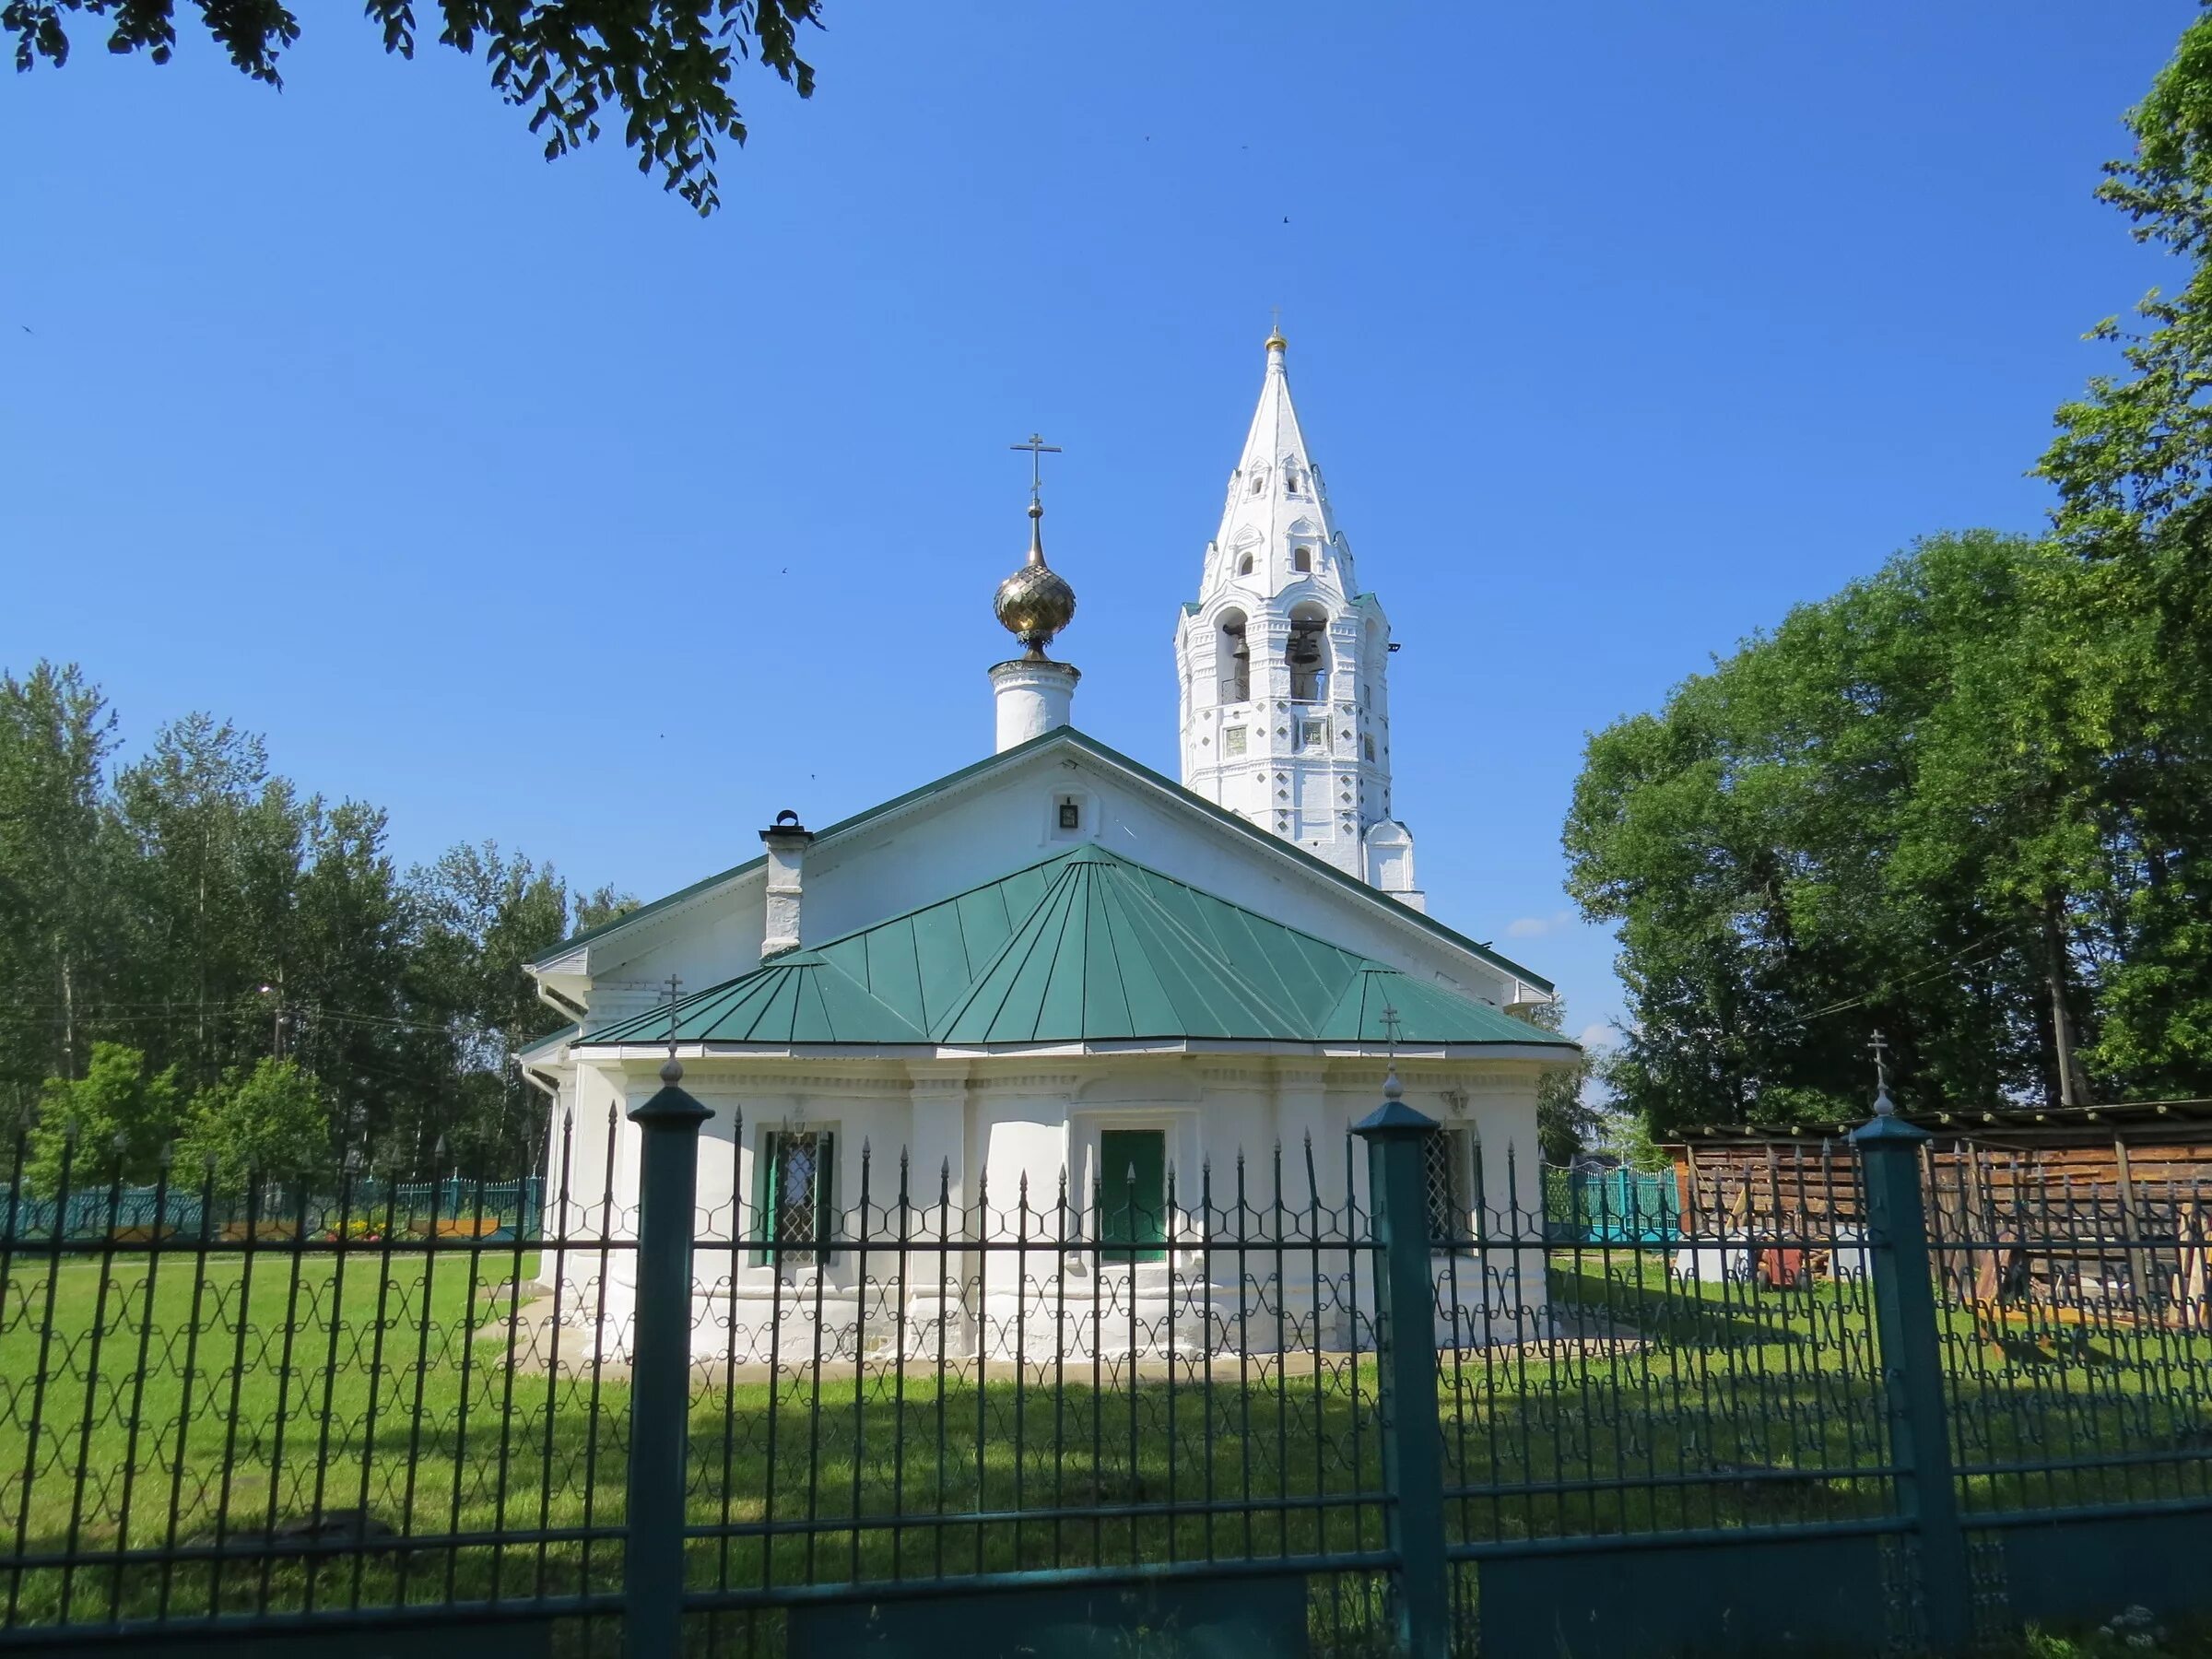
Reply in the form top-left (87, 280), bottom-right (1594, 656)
top-left (1173, 329), bottom-right (1422, 909)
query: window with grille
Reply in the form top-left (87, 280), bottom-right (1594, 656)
top-left (1224, 726), bottom-right (1247, 758)
top-left (754, 1129), bottom-right (835, 1266)
top-left (1423, 1128), bottom-right (1469, 1246)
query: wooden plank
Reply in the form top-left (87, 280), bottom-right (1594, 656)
top-left (2114, 1135), bottom-right (2155, 1310)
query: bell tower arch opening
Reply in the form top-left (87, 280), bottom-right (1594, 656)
top-left (1217, 609), bottom-right (1251, 703)
top-left (1287, 603), bottom-right (1329, 703)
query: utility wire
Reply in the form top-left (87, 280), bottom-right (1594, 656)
top-left (1777, 935), bottom-right (2015, 1030)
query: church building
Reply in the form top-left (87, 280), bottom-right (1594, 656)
top-left (517, 329), bottom-right (1577, 1359)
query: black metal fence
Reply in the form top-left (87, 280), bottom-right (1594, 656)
top-left (1, 1083), bottom-right (2208, 1658)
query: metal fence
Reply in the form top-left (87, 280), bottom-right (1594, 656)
top-left (0, 1083), bottom-right (2207, 1657)
top-left (0, 1177), bottom-right (545, 1244)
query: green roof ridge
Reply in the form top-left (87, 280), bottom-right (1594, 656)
top-left (577, 840), bottom-right (1575, 1052)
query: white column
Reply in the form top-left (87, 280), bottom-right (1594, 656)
top-left (989, 658), bottom-right (1080, 750)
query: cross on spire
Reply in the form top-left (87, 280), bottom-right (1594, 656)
top-left (1009, 432), bottom-right (1061, 502)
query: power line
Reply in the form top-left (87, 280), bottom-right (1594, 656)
top-left (1777, 935), bottom-right (2016, 1030)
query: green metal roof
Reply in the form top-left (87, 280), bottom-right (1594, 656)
top-left (578, 844), bottom-right (1575, 1052)
top-left (529, 726), bottom-right (1554, 995)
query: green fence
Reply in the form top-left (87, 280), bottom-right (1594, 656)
top-left (1541, 1164), bottom-right (1681, 1243)
top-left (0, 1176), bottom-right (544, 1243)
top-left (0, 1088), bottom-right (2206, 1657)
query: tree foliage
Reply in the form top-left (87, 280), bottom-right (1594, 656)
top-left (1566, 10), bottom-right (2212, 1138)
top-left (27, 1040), bottom-right (183, 1188)
top-left (2031, 2), bottom-right (2212, 1100)
top-left (0, 661), bottom-right (636, 1174)
top-left (1564, 532), bottom-right (2205, 1136)
top-left (180, 1056), bottom-right (329, 1189)
top-left (1508, 996), bottom-right (1598, 1163)
top-left (3, 1), bottom-right (823, 214)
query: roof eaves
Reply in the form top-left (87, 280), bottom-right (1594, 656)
top-left (514, 1021), bottom-right (580, 1064)
top-left (566, 1036), bottom-right (1576, 1062)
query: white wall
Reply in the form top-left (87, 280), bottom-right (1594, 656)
top-left (532, 1049), bottom-right (1553, 1359)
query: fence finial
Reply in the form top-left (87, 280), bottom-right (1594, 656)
top-left (660, 973), bottom-right (685, 1085)
top-left (1382, 1002), bottom-right (1404, 1100)
top-left (1870, 1028), bottom-right (1895, 1116)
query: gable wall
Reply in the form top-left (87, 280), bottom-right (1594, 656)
top-left (565, 740), bottom-right (1538, 1035)
top-left (592, 747), bottom-right (1519, 1013)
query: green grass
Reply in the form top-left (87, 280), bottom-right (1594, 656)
top-left (2009, 1610), bottom-right (2212, 1657)
top-left (0, 1241), bottom-right (2207, 1655)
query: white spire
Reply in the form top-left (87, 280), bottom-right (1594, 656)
top-left (1197, 328), bottom-right (1353, 604)
top-left (1173, 329), bottom-right (1421, 909)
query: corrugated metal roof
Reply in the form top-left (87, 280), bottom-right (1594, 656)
top-left (579, 844), bottom-right (1574, 1052)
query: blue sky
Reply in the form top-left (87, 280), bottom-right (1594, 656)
top-left (0, 3), bottom-right (2194, 1052)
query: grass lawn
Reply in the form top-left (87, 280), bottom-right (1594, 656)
top-left (0, 1239), bottom-right (2206, 1653)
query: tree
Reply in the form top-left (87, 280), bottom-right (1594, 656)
top-left (575, 884), bottom-right (640, 933)
top-left (114, 714), bottom-right (307, 1086)
top-left (1509, 997), bottom-right (1598, 1164)
top-left (0, 664), bottom-right (124, 1104)
top-left (287, 799), bottom-right (433, 1161)
top-left (179, 1057), bottom-right (330, 1189)
top-left (25, 1041), bottom-right (183, 1190)
top-left (5, 1), bottom-right (822, 214)
top-left (406, 841), bottom-right (616, 1169)
top-left (2034, 5), bottom-right (2212, 1100)
top-left (1563, 533), bottom-right (2164, 1137)
top-left (0, 661), bottom-right (632, 1176)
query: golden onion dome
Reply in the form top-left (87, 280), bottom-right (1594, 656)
top-left (994, 500), bottom-right (1077, 658)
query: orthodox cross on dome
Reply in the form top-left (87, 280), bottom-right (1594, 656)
top-left (994, 433), bottom-right (1077, 660)
top-left (1869, 1028), bottom-right (1894, 1115)
top-left (1266, 305), bottom-right (1286, 350)
top-left (1009, 432), bottom-right (1061, 503)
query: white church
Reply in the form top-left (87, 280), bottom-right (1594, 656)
top-left (517, 328), bottom-right (1577, 1360)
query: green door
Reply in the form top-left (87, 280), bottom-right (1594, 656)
top-left (1099, 1129), bottom-right (1167, 1264)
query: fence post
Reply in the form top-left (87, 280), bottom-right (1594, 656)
top-left (1354, 1074), bottom-right (1451, 1659)
top-left (625, 1060), bottom-right (710, 1659)
top-left (1852, 1098), bottom-right (1972, 1653)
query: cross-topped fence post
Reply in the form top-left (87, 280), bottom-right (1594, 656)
top-left (1355, 1065), bottom-right (1451, 1659)
top-left (624, 1053), bottom-right (709, 1659)
top-left (1853, 1084), bottom-right (1972, 1653)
